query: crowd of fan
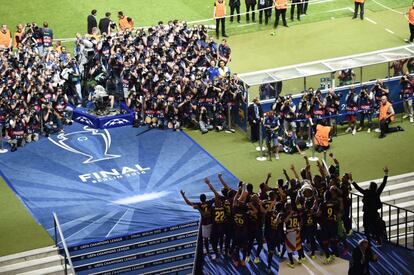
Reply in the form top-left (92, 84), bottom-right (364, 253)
top-left (0, 17), bottom-right (246, 152)
top-left (181, 154), bottom-right (388, 272)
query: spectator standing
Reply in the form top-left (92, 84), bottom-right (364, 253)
top-left (0, 25), bottom-right (12, 49)
top-left (245, 0), bottom-right (257, 22)
top-left (302, 0), bottom-right (309, 15)
top-left (229, 0), bottom-right (241, 23)
top-left (400, 74), bottom-right (414, 123)
top-left (390, 60), bottom-right (407, 77)
top-left (218, 39), bottom-right (231, 64)
top-left (259, 0), bottom-right (273, 25)
top-left (338, 69), bottom-right (355, 86)
top-left (348, 239), bottom-right (378, 275)
top-left (214, 0), bottom-right (228, 38)
top-left (290, 0), bottom-right (302, 22)
top-left (353, 0), bottom-right (365, 20)
top-left (99, 12), bottom-right (111, 35)
top-left (87, 10), bottom-right (98, 34)
top-left (41, 21), bottom-right (53, 50)
top-left (248, 97), bottom-right (263, 142)
top-left (272, 0), bottom-right (288, 35)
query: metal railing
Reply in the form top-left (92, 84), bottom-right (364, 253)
top-left (53, 212), bottom-right (76, 275)
top-left (350, 192), bottom-right (414, 250)
top-left (192, 219), bottom-right (203, 275)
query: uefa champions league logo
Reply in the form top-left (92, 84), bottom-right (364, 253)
top-left (103, 118), bottom-right (130, 127)
top-left (75, 116), bottom-right (94, 126)
top-left (48, 126), bottom-right (121, 164)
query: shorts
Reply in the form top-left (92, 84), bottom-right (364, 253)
top-left (320, 223), bottom-right (337, 240)
top-left (202, 224), bottom-right (212, 239)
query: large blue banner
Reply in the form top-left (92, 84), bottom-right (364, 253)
top-left (0, 125), bottom-right (238, 247)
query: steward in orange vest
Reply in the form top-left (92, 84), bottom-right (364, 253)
top-left (272, 0), bottom-right (288, 31)
top-left (353, 0), bottom-right (365, 20)
top-left (407, 2), bottom-right (414, 43)
top-left (314, 124), bottom-right (331, 151)
top-left (0, 25), bottom-right (12, 49)
top-left (13, 24), bottom-right (24, 49)
top-left (378, 96), bottom-right (403, 138)
top-left (214, 0), bottom-right (228, 38)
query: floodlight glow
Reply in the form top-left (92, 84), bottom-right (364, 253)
top-left (112, 191), bottom-right (170, 205)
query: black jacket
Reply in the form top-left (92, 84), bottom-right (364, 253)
top-left (248, 103), bottom-right (263, 124)
top-left (87, 15), bottom-right (97, 34)
top-left (98, 17), bottom-right (111, 35)
top-left (352, 175), bottom-right (387, 213)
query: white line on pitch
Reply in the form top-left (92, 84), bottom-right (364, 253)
top-left (385, 28), bottom-right (395, 34)
top-left (365, 17), bottom-right (378, 25)
top-left (237, 23), bottom-right (257, 28)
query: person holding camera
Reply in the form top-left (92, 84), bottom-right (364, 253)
top-left (280, 95), bottom-right (296, 132)
top-left (199, 106), bottom-right (214, 134)
top-left (297, 94), bottom-right (311, 140)
top-left (42, 102), bottom-right (64, 137)
top-left (0, 25), bottom-right (12, 50)
top-left (400, 73), bottom-right (414, 123)
top-left (41, 21), bottom-right (53, 50)
top-left (8, 114), bottom-right (28, 152)
top-left (358, 86), bottom-right (374, 133)
top-left (264, 111), bottom-right (281, 160)
top-left (345, 88), bottom-right (358, 136)
top-left (325, 89), bottom-right (340, 136)
top-left (310, 89), bottom-right (325, 125)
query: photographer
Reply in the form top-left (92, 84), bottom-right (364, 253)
top-left (372, 79), bottom-right (389, 109)
top-left (310, 89), bottom-right (325, 125)
top-left (41, 21), bottom-right (53, 50)
top-left (345, 88), bottom-right (358, 136)
top-left (296, 94), bottom-right (311, 140)
top-left (199, 106), bottom-right (213, 134)
top-left (358, 86), bottom-right (374, 133)
top-left (127, 91), bottom-right (143, 127)
top-left (400, 73), bottom-right (413, 123)
top-left (325, 89), bottom-right (340, 136)
top-left (8, 113), bottom-right (28, 152)
top-left (264, 111), bottom-right (281, 160)
top-left (280, 95), bottom-right (296, 132)
top-left (42, 102), bottom-right (63, 137)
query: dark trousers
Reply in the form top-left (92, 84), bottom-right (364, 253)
top-left (216, 17), bottom-right (226, 37)
top-left (410, 24), bottom-right (414, 42)
top-left (290, 0), bottom-right (302, 20)
top-left (230, 5), bottom-right (241, 22)
top-left (259, 4), bottom-right (272, 24)
top-left (250, 122), bottom-right (260, 142)
top-left (302, 0), bottom-right (309, 14)
top-left (379, 118), bottom-right (399, 137)
top-left (354, 2), bottom-right (364, 19)
top-left (246, 3), bottom-right (256, 21)
top-left (274, 9), bottom-right (287, 28)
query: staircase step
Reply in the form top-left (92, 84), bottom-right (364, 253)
top-left (0, 255), bottom-right (63, 274)
top-left (70, 222), bottom-right (199, 257)
top-left (0, 246), bottom-right (59, 267)
top-left (79, 251), bottom-right (195, 275)
top-left (356, 172), bottom-right (414, 188)
top-left (72, 233), bottom-right (198, 267)
top-left (74, 241), bottom-right (197, 272)
top-left (18, 264), bottom-right (75, 275)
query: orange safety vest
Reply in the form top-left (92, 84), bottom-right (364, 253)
top-left (0, 30), bottom-right (11, 49)
top-left (13, 31), bottom-right (23, 49)
top-left (215, 1), bottom-right (226, 18)
top-left (355, 0), bottom-right (365, 3)
top-left (274, 0), bottom-right (287, 10)
top-left (314, 125), bottom-right (331, 147)
top-left (119, 16), bottom-right (129, 31)
top-left (379, 102), bottom-right (394, 122)
top-left (125, 20), bottom-right (134, 30)
top-left (409, 8), bottom-right (414, 25)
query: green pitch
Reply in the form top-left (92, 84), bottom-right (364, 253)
top-left (0, 0), bottom-right (413, 256)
